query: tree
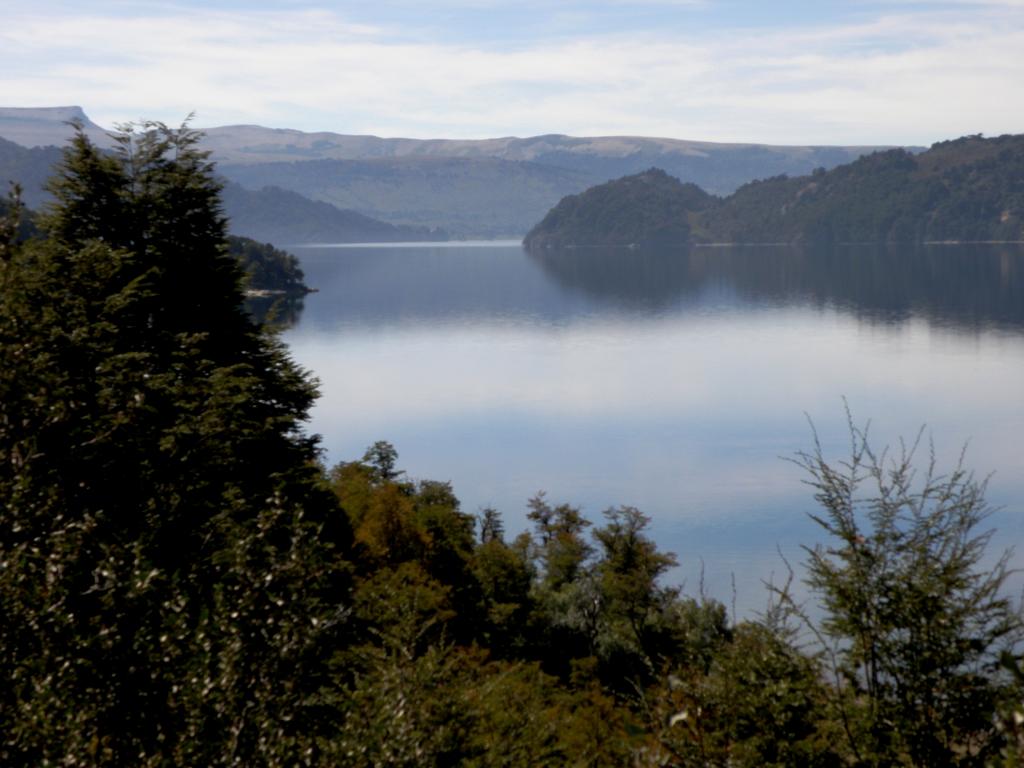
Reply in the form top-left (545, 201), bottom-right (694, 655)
top-left (478, 507), bottom-right (505, 544)
top-left (790, 418), bottom-right (1022, 767)
top-left (0, 121), bottom-right (352, 766)
top-left (472, 509), bottom-right (535, 657)
top-left (362, 439), bottom-right (401, 482)
top-left (639, 616), bottom-right (836, 768)
top-left (593, 506), bottom-right (678, 676)
top-left (527, 492), bottom-right (593, 590)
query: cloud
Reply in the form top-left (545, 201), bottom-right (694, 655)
top-left (2, 2), bottom-right (1022, 143)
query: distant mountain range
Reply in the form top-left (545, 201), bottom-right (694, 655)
top-left (0, 134), bottom-right (442, 244)
top-left (220, 182), bottom-right (446, 244)
top-left (0, 106), bottom-right (910, 241)
top-left (524, 134), bottom-right (1024, 248)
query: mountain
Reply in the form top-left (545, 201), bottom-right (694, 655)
top-left (0, 107), bottom-right (908, 238)
top-left (217, 156), bottom-right (591, 238)
top-left (208, 128), bottom-right (901, 236)
top-left (220, 182), bottom-right (447, 243)
top-left (0, 136), bottom-right (62, 209)
top-left (522, 168), bottom-right (714, 249)
top-left (0, 133), bottom-right (437, 245)
top-left (0, 106), bottom-right (111, 149)
top-left (701, 135), bottom-right (1024, 243)
top-left (524, 134), bottom-right (1024, 248)
top-left (198, 124), bottom-right (890, 195)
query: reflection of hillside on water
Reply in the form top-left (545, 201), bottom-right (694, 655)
top-left (244, 295), bottom-right (306, 330)
top-left (527, 244), bottom-right (1024, 333)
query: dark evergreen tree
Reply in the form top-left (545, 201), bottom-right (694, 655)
top-left (0, 121), bottom-right (352, 766)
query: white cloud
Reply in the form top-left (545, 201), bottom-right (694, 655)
top-left (2, 3), bottom-right (1022, 143)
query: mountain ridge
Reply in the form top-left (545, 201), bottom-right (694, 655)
top-left (524, 134), bottom-right (1024, 248)
top-left (0, 106), bottom-right (919, 238)
top-left (0, 135), bottom-right (438, 245)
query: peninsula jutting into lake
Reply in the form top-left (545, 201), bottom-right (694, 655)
top-left (525, 134), bottom-right (1024, 249)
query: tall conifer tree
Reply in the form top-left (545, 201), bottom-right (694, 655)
top-left (0, 121), bottom-right (351, 766)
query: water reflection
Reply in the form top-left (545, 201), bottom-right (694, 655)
top-left (288, 242), bottom-right (1024, 333)
top-left (530, 243), bottom-right (1024, 331)
top-left (282, 242), bottom-right (1024, 614)
top-left (244, 294), bottom-right (306, 329)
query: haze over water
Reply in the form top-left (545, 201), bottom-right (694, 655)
top-left (282, 242), bottom-right (1024, 614)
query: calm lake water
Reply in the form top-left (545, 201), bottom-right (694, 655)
top-left (281, 242), bottom-right (1024, 615)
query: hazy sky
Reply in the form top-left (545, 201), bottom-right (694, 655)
top-left (3, 0), bottom-right (1023, 144)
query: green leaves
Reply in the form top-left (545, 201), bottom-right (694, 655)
top-left (4, 120), bottom-right (1021, 764)
top-left (791, 418), bottom-right (1022, 766)
top-left (0, 120), bottom-right (352, 766)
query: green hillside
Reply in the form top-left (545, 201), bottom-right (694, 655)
top-left (524, 168), bottom-right (714, 249)
top-left (525, 134), bottom-right (1024, 248)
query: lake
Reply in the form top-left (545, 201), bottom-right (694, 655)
top-left (281, 241), bottom-right (1024, 615)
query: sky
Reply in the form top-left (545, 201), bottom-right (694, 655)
top-left (3, 0), bottom-right (1023, 145)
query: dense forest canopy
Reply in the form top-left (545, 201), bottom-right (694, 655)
top-left (525, 133), bottom-right (1024, 248)
top-left (1, 123), bottom-right (1023, 766)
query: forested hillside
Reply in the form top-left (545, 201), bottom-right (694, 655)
top-left (522, 168), bottom-right (714, 249)
top-left (226, 235), bottom-right (309, 295)
top-left (526, 134), bottom-right (1024, 247)
top-left (2, 121), bottom-right (1023, 766)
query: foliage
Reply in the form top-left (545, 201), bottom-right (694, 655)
top-left (0, 185), bottom-right (39, 244)
top-left (526, 134), bottom-right (1024, 247)
top-left (2, 121), bottom-right (1022, 764)
top-left (786, 418), bottom-right (1023, 767)
top-left (593, 506), bottom-right (680, 676)
top-left (322, 434), bottom-right (1022, 765)
top-left (227, 234), bottom-right (308, 295)
top-left (524, 168), bottom-right (712, 249)
top-left (992, 653), bottom-right (1024, 767)
top-left (639, 614), bottom-right (837, 767)
top-left (0, 120), bottom-right (352, 766)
